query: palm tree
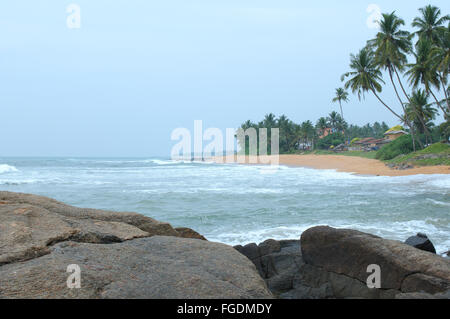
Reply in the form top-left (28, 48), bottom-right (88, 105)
top-left (412, 5), bottom-right (450, 44)
top-left (405, 89), bottom-right (437, 144)
top-left (316, 117), bottom-right (329, 136)
top-left (406, 38), bottom-right (449, 118)
top-left (367, 11), bottom-right (417, 149)
top-left (342, 47), bottom-right (403, 121)
top-left (332, 88), bottom-right (349, 120)
top-left (430, 23), bottom-right (450, 114)
top-left (368, 12), bottom-right (412, 103)
top-left (327, 111), bottom-right (341, 132)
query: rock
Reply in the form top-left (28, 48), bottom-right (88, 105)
top-left (0, 192), bottom-right (271, 299)
top-left (0, 236), bottom-right (273, 299)
top-left (301, 226), bottom-right (450, 294)
top-left (405, 233), bottom-right (436, 254)
top-left (235, 240), bottom-right (303, 296)
top-left (0, 191), bottom-right (179, 237)
top-left (175, 227), bottom-right (207, 240)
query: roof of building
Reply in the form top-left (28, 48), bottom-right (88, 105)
top-left (384, 130), bottom-right (407, 135)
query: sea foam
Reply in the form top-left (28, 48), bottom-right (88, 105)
top-left (0, 164), bottom-right (18, 174)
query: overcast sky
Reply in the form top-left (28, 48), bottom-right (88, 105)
top-left (1, 0), bottom-right (449, 156)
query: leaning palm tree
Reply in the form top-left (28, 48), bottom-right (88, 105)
top-left (406, 38), bottom-right (449, 118)
top-left (332, 88), bottom-right (349, 120)
top-left (341, 47), bottom-right (403, 121)
top-left (412, 5), bottom-right (450, 44)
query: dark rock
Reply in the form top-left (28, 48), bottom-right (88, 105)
top-left (301, 226), bottom-right (450, 293)
top-left (405, 233), bottom-right (436, 254)
top-left (0, 236), bottom-right (273, 299)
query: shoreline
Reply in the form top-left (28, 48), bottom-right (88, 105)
top-left (211, 154), bottom-right (450, 177)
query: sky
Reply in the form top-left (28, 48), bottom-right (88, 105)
top-left (1, 0), bottom-right (449, 157)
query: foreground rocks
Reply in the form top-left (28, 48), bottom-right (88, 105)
top-left (0, 191), bottom-right (271, 299)
top-left (237, 226), bottom-right (450, 299)
top-left (0, 236), bottom-right (271, 299)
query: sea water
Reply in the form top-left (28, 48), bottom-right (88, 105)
top-left (0, 157), bottom-right (449, 255)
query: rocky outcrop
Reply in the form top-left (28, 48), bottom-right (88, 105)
top-left (405, 233), bottom-right (436, 254)
top-left (0, 191), bottom-right (271, 299)
top-left (236, 227), bottom-right (450, 299)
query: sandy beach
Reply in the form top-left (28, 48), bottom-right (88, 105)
top-left (212, 154), bottom-right (450, 176)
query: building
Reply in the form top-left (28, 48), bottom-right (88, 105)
top-left (384, 130), bottom-right (408, 141)
top-left (348, 137), bottom-right (391, 151)
top-left (384, 126), bottom-right (408, 141)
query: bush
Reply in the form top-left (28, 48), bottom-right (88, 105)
top-left (316, 133), bottom-right (344, 150)
top-left (375, 135), bottom-right (416, 160)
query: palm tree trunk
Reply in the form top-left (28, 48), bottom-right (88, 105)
top-left (393, 67), bottom-right (411, 103)
top-left (429, 87), bottom-right (450, 120)
top-left (370, 87), bottom-right (403, 120)
top-left (388, 68), bottom-right (417, 151)
top-left (338, 101), bottom-right (344, 119)
top-left (438, 73), bottom-right (450, 116)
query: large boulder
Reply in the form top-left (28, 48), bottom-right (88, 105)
top-left (301, 226), bottom-right (450, 294)
top-left (0, 236), bottom-right (272, 299)
top-left (405, 233), bottom-right (436, 254)
top-left (0, 191), bottom-right (271, 299)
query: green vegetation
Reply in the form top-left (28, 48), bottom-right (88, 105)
top-left (300, 150), bottom-right (378, 159)
top-left (386, 142), bottom-right (450, 166)
top-left (376, 135), bottom-right (417, 160)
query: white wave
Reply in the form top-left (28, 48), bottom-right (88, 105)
top-left (0, 164), bottom-right (18, 174)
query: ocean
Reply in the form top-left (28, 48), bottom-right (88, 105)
top-left (1, 157), bottom-right (449, 255)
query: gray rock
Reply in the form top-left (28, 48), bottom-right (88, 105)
top-left (301, 226), bottom-right (450, 294)
top-left (405, 233), bottom-right (436, 254)
top-left (0, 236), bottom-right (273, 299)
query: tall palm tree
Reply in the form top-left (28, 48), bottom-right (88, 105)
top-left (368, 12), bottom-right (412, 103)
top-left (406, 38), bottom-right (449, 118)
top-left (332, 88), bottom-right (349, 120)
top-left (342, 47), bottom-right (403, 121)
top-left (367, 11), bottom-right (417, 149)
top-left (430, 23), bottom-right (450, 114)
top-left (412, 5), bottom-right (450, 44)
